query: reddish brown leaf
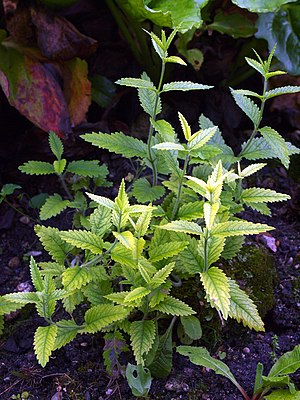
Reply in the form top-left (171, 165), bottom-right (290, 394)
top-left (30, 8), bottom-right (98, 61)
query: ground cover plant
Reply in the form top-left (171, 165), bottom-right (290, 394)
top-left (1, 28), bottom-right (300, 398)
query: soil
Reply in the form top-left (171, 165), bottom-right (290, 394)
top-left (1, 2), bottom-right (300, 399)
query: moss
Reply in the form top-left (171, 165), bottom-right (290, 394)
top-left (223, 243), bottom-right (277, 318)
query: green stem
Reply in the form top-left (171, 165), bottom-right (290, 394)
top-left (238, 78), bottom-right (268, 159)
top-left (171, 154), bottom-right (189, 220)
top-left (4, 199), bottom-right (37, 223)
top-left (58, 174), bottom-right (73, 201)
top-left (147, 60), bottom-right (166, 186)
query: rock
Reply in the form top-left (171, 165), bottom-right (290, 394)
top-left (8, 256), bottom-right (20, 268)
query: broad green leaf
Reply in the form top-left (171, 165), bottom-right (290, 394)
top-left (54, 319), bottom-right (79, 350)
top-left (256, 6), bottom-right (300, 75)
top-left (154, 296), bottom-right (195, 316)
top-left (152, 142), bottom-right (185, 151)
top-left (113, 231), bottom-right (135, 250)
top-left (221, 236), bottom-right (245, 260)
top-left (149, 242), bottom-right (188, 263)
top-left (177, 201), bottom-right (204, 220)
top-left (230, 89), bottom-right (260, 127)
top-left (176, 236), bottom-right (203, 276)
top-left (158, 220), bottom-right (203, 235)
top-left (200, 267), bottom-right (230, 319)
top-left (162, 81), bottom-right (212, 92)
top-left (148, 326), bottom-right (173, 378)
top-left (84, 304), bottom-right (129, 333)
top-left (247, 202), bottom-right (271, 216)
top-left (1, 183), bottom-right (21, 196)
top-left (0, 296), bottom-right (20, 315)
top-left (62, 266), bottom-right (90, 290)
top-left (228, 279), bottom-right (264, 331)
top-left (130, 320), bottom-right (156, 365)
top-left (200, 236), bottom-right (225, 269)
top-left (126, 363), bottom-right (152, 397)
top-left (180, 315), bottom-right (202, 340)
top-left (35, 225), bottom-right (72, 263)
top-left (34, 325), bottom-right (58, 367)
top-left (62, 291), bottom-right (84, 314)
top-left (40, 194), bottom-right (69, 220)
top-left (152, 119), bottom-right (175, 142)
top-left (60, 230), bottom-right (103, 254)
top-left (67, 160), bottom-right (106, 178)
top-left (264, 390), bottom-right (300, 399)
top-left (89, 205), bottom-right (112, 237)
top-left (138, 72), bottom-right (161, 117)
top-left (185, 175), bottom-right (207, 197)
top-left (30, 257), bottom-right (43, 291)
top-left (19, 161), bottom-right (54, 175)
top-left (132, 178), bottom-right (165, 203)
top-left (265, 86), bottom-right (300, 100)
top-left (268, 345), bottom-right (300, 377)
top-left (241, 188), bottom-right (290, 203)
top-left (211, 220), bottom-right (273, 237)
top-left (124, 287), bottom-right (151, 304)
top-left (116, 77), bottom-right (156, 90)
top-left (82, 132), bottom-right (148, 159)
top-left (259, 126), bottom-right (290, 168)
top-left (232, 0), bottom-right (297, 13)
top-left (208, 10), bottom-right (256, 38)
top-left (204, 202), bottom-right (219, 230)
top-left (177, 346), bottom-right (239, 387)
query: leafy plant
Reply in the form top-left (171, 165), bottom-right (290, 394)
top-left (19, 131), bottom-right (111, 226)
top-left (178, 344), bottom-right (300, 399)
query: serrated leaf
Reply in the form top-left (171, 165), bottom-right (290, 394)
top-left (153, 142), bottom-right (185, 151)
top-left (158, 220), bottom-right (203, 235)
top-left (34, 325), bottom-right (58, 367)
top-left (231, 89), bottom-right (260, 126)
top-left (241, 187), bottom-right (290, 203)
top-left (40, 194), bottom-right (69, 220)
top-left (82, 132), bottom-right (148, 159)
top-left (162, 81), bottom-right (212, 92)
top-left (90, 205), bottom-right (112, 237)
top-left (265, 86), bottom-right (300, 100)
top-left (247, 202), bottom-right (271, 216)
top-left (113, 231), bottom-right (135, 250)
top-left (0, 296), bottom-right (20, 315)
top-left (151, 263), bottom-right (175, 289)
top-left (60, 230), bottom-right (103, 254)
top-left (199, 236), bottom-right (225, 269)
top-left (149, 242), bottom-right (188, 263)
top-left (30, 257), bottom-right (43, 291)
top-left (177, 346), bottom-right (239, 386)
top-left (178, 112), bottom-right (191, 140)
top-left (232, 88), bottom-right (262, 98)
top-left (165, 56), bottom-right (187, 65)
top-left (39, 262), bottom-right (65, 277)
top-left (86, 192), bottom-right (115, 210)
top-left (62, 291), bottom-right (84, 313)
top-left (200, 267), bottom-right (230, 319)
top-left (116, 77), bottom-right (156, 90)
top-left (1, 183), bottom-right (21, 196)
top-left (135, 207), bottom-right (152, 238)
top-left (176, 236), bottom-right (203, 276)
top-left (4, 292), bottom-right (41, 304)
top-left (130, 320), bottom-right (156, 365)
top-left (62, 266), bottom-right (90, 290)
top-left (204, 203), bottom-right (219, 230)
top-left (211, 221), bottom-right (273, 237)
top-left (239, 163), bottom-right (266, 177)
top-left (132, 178), bottom-right (165, 203)
top-left (35, 225), bottom-right (73, 263)
top-left (67, 160), bottom-right (105, 178)
top-left (189, 127), bottom-right (217, 151)
top-left (245, 57), bottom-right (266, 76)
top-left (154, 296), bottom-right (195, 316)
top-left (138, 72), bottom-right (161, 117)
top-left (268, 344), bottom-right (300, 377)
top-left (264, 390), bottom-right (300, 399)
top-left (84, 304), bottom-right (128, 333)
top-left (19, 161), bottom-right (54, 175)
top-left (53, 159), bottom-right (66, 175)
top-left (177, 201), bottom-right (204, 220)
top-left (228, 279), bottom-right (264, 331)
top-left (259, 126), bottom-right (290, 168)
top-left (148, 326), bottom-right (173, 378)
top-left (124, 287), bottom-right (151, 304)
top-left (54, 319), bottom-right (79, 350)
top-left (152, 119), bottom-right (175, 142)
top-left (49, 131), bottom-right (63, 159)
top-left (180, 315), bottom-right (202, 340)
top-left (241, 137), bottom-right (300, 161)
top-left (221, 236), bottom-right (245, 260)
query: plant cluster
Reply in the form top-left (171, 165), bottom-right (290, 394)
top-left (1, 29), bottom-right (300, 397)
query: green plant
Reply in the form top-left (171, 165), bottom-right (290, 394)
top-left (177, 344), bottom-right (300, 399)
top-left (1, 30), bottom-right (300, 398)
top-left (19, 131), bottom-right (111, 227)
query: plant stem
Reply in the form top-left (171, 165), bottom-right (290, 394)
top-left (59, 174), bottom-right (73, 201)
top-left (147, 60), bottom-right (166, 186)
top-left (4, 199), bottom-right (37, 223)
top-left (238, 78), bottom-right (268, 158)
top-left (171, 154), bottom-right (189, 220)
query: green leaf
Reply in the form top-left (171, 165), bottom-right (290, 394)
top-left (232, 0), bottom-right (297, 13)
top-left (256, 5), bottom-right (300, 75)
top-left (149, 241), bottom-right (188, 263)
top-left (177, 201), bottom-right (204, 220)
top-left (204, 202), bottom-right (219, 230)
top-left (60, 230), bottom-right (103, 254)
top-left (154, 296), bottom-right (195, 316)
top-left (124, 287), bottom-right (151, 304)
top-left (200, 267), bottom-right (230, 319)
top-left (228, 279), bottom-right (264, 331)
top-left (202, 236), bottom-right (226, 268)
top-left (176, 236), bottom-right (204, 276)
top-left (39, 194), bottom-right (69, 220)
top-left (84, 304), bottom-right (129, 333)
top-left (130, 320), bottom-right (156, 365)
top-left (208, 9), bottom-right (256, 38)
top-left (53, 159), bottom-right (66, 175)
top-left (126, 363), bottom-right (152, 397)
top-left (151, 262), bottom-right (175, 288)
top-left (241, 188), bottom-right (290, 203)
top-left (177, 346), bottom-right (239, 387)
top-left (180, 315), bottom-right (202, 340)
top-left (116, 77), bottom-right (156, 90)
top-left (1, 183), bottom-right (21, 196)
top-left (86, 192), bottom-right (115, 210)
top-left (162, 81), bottom-right (212, 92)
top-left (132, 178), bottom-right (165, 203)
top-left (239, 163), bottom-right (266, 177)
top-left (221, 236), bottom-right (245, 260)
top-left (189, 127), bottom-right (217, 151)
top-left (148, 326), bottom-right (173, 378)
top-left (158, 220), bottom-right (203, 235)
top-left (113, 231), bottom-right (135, 250)
top-left (265, 86), bottom-right (300, 100)
top-left (241, 138), bottom-right (300, 162)
top-left (67, 160), bottom-right (106, 178)
top-left (268, 345), bottom-right (300, 377)
top-left (152, 119), bottom-right (175, 141)
top-left (264, 390), bottom-right (300, 399)
top-left (153, 142), bottom-right (185, 151)
top-left (82, 132), bottom-right (148, 159)
top-left (138, 72), bottom-right (161, 117)
top-left (30, 257), bottom-right (43, 291)
top-left (135, 207), bottom-right (152, 237)
top-left (4, 292), bottom-right (41, 304)
top-left (0, 296), bottom-right (20, 315)
top-left (211, 221), bottom-right (273, 237)
top-left (230, 89), bottom-right (260, 127)
top-left (178, 112), bottom-right (191, 140)
top-left (90, 205), bottom-right (112, 237)
top-left (54, 319), bottom-right (79, 350)
top-left (62, 266), bottom-right (90, 290)
top-left (165, 55), bottom-right (187, 65)
top-left (259, 126), bottom-right (290, 168)
top-left (19, 161), bottom-right (54, 175)
top-left (34, 325), bottom-right (58, 367)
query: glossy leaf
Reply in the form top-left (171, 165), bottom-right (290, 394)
top-left (232, 0), bottom-right (297, 13)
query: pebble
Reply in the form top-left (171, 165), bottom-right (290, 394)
top-left (19, 216), bottom-right (30, 225)
top-left (8, 256), bottom-right (20, 268)
top-left (16, 282), bottom-right (33, 292)
top-left (286, 257), bottom-right (294, 267)
top-left (294, 264), bottom-right (300, 270)
top-left (243, 347), bottom-right (251, 354)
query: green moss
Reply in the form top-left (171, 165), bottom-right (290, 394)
top-left (223, 244), bottom-right (277, 317)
